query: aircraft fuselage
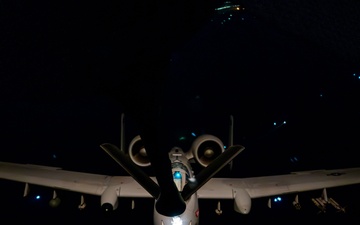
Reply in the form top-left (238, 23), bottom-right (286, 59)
top-left (153, 147), bottom-right (199, 225)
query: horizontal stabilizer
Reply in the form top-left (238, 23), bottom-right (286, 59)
top-left (181, 145), bottom-right (245, 201)
top-left (100, 143), bottom-right (160, 199)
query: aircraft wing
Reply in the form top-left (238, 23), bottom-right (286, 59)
top-left (197, 167), bottom-right (360, 199)
top-left (0, 161), bottom-right (152, 198)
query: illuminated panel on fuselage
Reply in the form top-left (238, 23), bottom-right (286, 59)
top-left (170, 147), bottom-right (193, 191)
top-left (172, 162), bottom-right (190, 191)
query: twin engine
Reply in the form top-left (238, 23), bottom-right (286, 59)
top-left (128, 134), bottom-right (225, 167)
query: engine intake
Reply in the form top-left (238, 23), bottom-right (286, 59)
top-left (190, 134), bottom-right (225, 167)
top-left (128, 135), bottom-right (151, 167)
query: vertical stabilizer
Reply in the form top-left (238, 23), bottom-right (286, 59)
top-left (229, 115), bottom-right (234, 147)
top-left (228, 115), bottom-right (234, 171)
top-left (120, 113), bottom-right (125, 151)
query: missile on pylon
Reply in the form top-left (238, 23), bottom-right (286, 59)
top-left (328, 198), bottom-right (346, 213)
top-left (311, 198), bottom-right (326, 213)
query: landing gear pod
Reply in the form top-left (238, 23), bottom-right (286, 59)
top-left (101, 186), bottom-right (119, 212)
top-left (234, 188), bottom-right (251, 214)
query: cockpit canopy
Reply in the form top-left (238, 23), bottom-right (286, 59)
top-left (172, 160), bottom-right (191, 192)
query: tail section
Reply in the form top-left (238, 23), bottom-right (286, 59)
top-left (229, 115), bottom-right (234, 147)
top-left (228, 115), bottom-right (234, 171)
top-left (120, 113), bottom-right (125, 151)
top-left (102, 113), bottom-right (244, 217)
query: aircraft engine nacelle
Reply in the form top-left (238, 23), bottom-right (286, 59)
top-left (128, 135), bottom-right (151, 167)
top-left (234, 188), bottom-right (251, 214)
top-left (101, 186), bottom-right (119, 212)
top-left (190, 134), bottom-right (225, 167)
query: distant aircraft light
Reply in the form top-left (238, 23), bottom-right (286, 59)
top-left (273, 122), bottom-right (277, 126)
top-left (36, 195), bottom-right (41, 200)
top-left (283, 121), bottom-right (286, 124)
top-left (191, 132), bottom-right (196, 137)
top-left (290, 156), bottom-right (299, 163)
top-left (179, 136), bottom-right (186, 141)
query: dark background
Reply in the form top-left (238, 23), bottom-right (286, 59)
top-left (1, 0), bottom-right (360, 224)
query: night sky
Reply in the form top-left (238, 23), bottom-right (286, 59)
top-left (1, 1), bottom-right (360, 224)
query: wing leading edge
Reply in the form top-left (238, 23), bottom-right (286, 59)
top-left (197, 167), bottom-right (360, 199)
top-left (0, 161), bottom-right (152, 198)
